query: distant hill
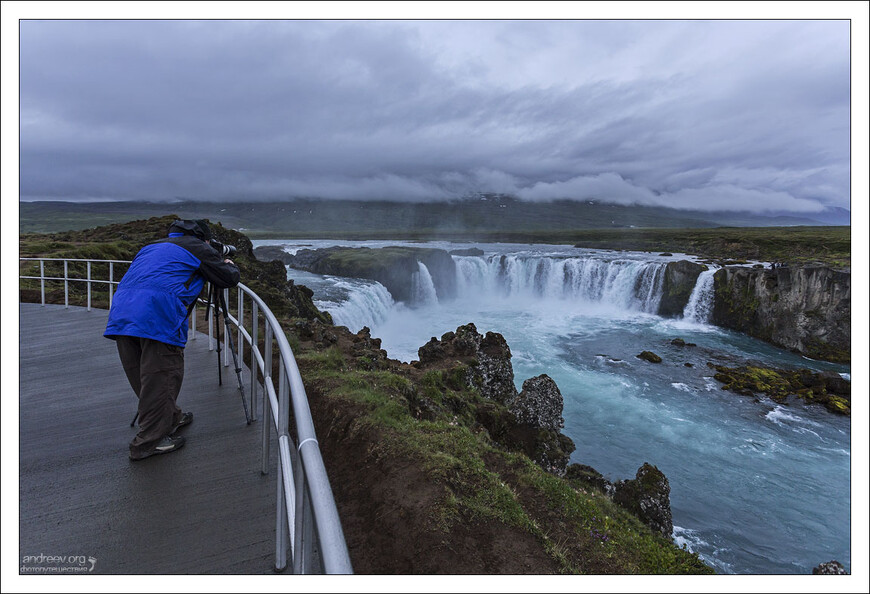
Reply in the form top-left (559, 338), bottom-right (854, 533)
top-left (18, 196), bottom-right (850, 235)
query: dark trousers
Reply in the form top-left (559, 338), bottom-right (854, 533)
top-left (116, 336), bottom-right (185, 456)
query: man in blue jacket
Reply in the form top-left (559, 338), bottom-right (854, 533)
top-left (105, 219), bottom-right (240, 461)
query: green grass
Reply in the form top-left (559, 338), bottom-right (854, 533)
top-left (296, 348), bottom-right (713, 574)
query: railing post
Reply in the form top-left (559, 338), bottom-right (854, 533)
top-left (275, 360), bottom-right (290, 572)
top-left (208, 284), bottom-right (215, 351)
top-left (223, 288), bottom-right (230, 367)
top-left (252, 301), bottom-right (259, 421)
top-left (190, 303), bottom-right (196, 341)
top-left (109, 262), bottom-right (114, 309)
top-left (238, 286), bottom-right (245, 401)
top-left (261, 323), bottom-right (272, 476)
top-left (87, 261), bottom-right (92, 311)
top-left (39, 260), bottom-right (45, 306)
top-left (64, 260), bottom-right (69, 309)
top-left (276, 448), bottom-right (289, 572)
top-left (293, 452), bottom-right (305, 574)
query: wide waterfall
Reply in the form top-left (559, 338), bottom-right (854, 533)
top-left (454, 254), bottom-right (666, 313)
top-left (260, 238), bottom-right (850, 575)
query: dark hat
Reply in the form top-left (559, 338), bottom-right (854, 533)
top-left (192, 219), bottom-right (212, 241)
top-left (168, 219), bottom-right (212, 241)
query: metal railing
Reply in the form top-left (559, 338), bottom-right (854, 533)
top-left (19, 257), bottom-right (129, 311)
top-left (19, 257), bottom-right (353, 574)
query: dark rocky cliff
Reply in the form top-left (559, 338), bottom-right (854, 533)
top-left (657, 260), bottom-right (707, 317)
top-left (711, 266), bottom-right (850, 363)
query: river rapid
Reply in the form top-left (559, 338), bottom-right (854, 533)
top-left (254, 239), bottom-right (852, 575)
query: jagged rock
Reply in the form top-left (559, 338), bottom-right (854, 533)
top-left (419, 324), bottom-right (574, 475)
top-left (670, 338), bottom-right (696, 347)
top-left (350, 326), bottom-right (389, 369)
top-left (510, 375), bottom-right (564, 432)
top-left (418, 323), bottom-right (517, 405)
top-left (658, 260), bottom-right (708, 317)
top-left (812, 560), bottom-right (848, 574)
top-left (711, 266), bottom-right (850, 363)
top-left (637, 351), bottom-right (662, 363)
top-left (612, 463), bottom-right (673, 538)
top-left (506, 375), bottom-right (572, 476)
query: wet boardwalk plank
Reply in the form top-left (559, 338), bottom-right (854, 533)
top-left (18, 303), bottom-right (279, 574)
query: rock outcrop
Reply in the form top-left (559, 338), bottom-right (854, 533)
top-left (416, 323), bottom-right (575, 475)
top-left (711, 266), bottom-right (850, 363)
top-left (566, 462), bottom-right (674, 539)
top-left (511, 375), bottom-right (564, 432)
top-left (658, 260), bottom-right (708, 317)
top-left (612, 463), bottom-right (673, 538)
top-left (419, 323), bottom-right (517, 404)
top-left (812, 560), bottom-right (848, 574)
top-left (277, 246), bottom-right (457, 304)
top-left (711, 364), bottom-right (851, 415)
top-left (636, 351), bottom-right (662, 363)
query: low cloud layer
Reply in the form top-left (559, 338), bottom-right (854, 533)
top-left (18, 19), bottom-right (850, 214)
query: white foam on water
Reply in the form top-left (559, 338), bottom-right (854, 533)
top-left (765, 405), bottom-right (822, 428)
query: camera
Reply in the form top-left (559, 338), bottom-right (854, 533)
top-left (211, 240), bottom-right (237, 258)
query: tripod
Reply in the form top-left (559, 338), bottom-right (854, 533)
top-left (129, 283), bottom-right (252, 427)
top-left (207, 283), bottom-right (252, 425)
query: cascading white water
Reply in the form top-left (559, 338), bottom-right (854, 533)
top-left (320, 280), bottom-right (395, 332)
top-left (683, 268), bottom-right (717, 323)
top-left (411, 261), bottom-right (439, 306)
top-left (262, 238), bottom-right (851, 575)
top-left (454, 255), bottom-right (666, 312)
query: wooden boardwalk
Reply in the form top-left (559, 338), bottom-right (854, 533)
top-left (18, 303), bottom-right (280, 574)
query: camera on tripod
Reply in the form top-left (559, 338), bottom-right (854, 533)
top-left (211, 240), bottom-right (237, 258)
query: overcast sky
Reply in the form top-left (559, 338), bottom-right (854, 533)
top-left (17, 18), bottom-right (852, 213)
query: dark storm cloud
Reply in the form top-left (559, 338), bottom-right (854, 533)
top-left (18, 19), bottom-right (850, 212)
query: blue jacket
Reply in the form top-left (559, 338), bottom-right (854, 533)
top-left (104, 230), bottom-right (240, 347)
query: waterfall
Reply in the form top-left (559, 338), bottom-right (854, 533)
top-left (319, 280), bottom-right (395, 332)
top-left (683, 268), bottom-right (717, 323)
top-left (453, 255), bottom-right (666, 312)
top-left (411, 261), bottom-right (439, 306)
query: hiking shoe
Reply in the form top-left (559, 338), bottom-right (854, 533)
top-left (129, 435), bottom-right (186, 461)
top-left (171, 411), bottom-right (193, 434)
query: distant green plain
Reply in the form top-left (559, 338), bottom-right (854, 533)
top-left (19, 200), bottom-right (850, 268)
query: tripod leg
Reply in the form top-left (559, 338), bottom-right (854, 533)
top-left (219, 292), bottom-right (252, 425)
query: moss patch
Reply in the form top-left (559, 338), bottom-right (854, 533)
top-left (712, 364), bottom-right (850, 415)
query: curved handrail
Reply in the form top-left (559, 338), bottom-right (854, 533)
top-left (227, 283), bottom-right (352, 574)
top-left (18, 257), bottom-right (352, 574)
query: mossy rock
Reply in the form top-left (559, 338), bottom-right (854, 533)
top-left (637, 351), bottom-right (662, 363)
